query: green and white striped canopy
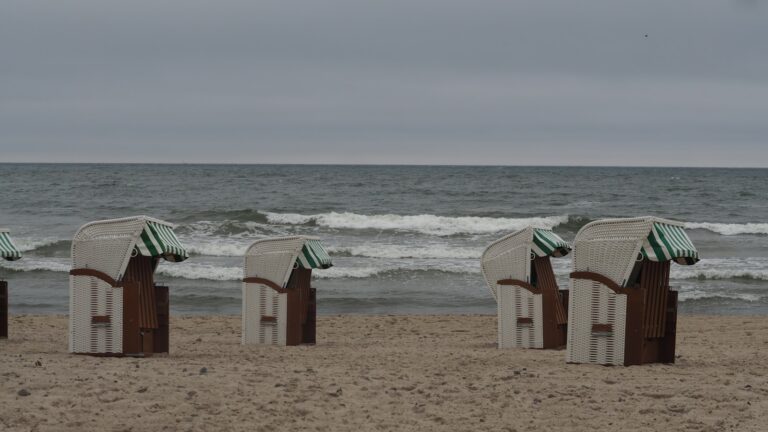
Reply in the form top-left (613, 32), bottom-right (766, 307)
top-left (641, 222), bottom-right (699, 265)
top-left (135, 221), bottom-right (189, 262)
top-left (532, 228), bottom-right (571, 258)
top-left (0, 230), bottom-right (22, 261)
top-left (296, 239), bottom-right (333, 269)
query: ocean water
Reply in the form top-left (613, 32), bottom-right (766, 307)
top-left (1, 164), bottom-right (767, 316)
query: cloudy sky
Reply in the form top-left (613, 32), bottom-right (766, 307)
top-left (1, 0), bottom-right (766, 166)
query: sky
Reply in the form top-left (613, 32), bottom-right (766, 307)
top-left (1, 0), bottom-right (767, 166)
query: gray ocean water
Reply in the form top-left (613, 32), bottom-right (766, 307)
top-left (1, 164), bottom-right (767, 315)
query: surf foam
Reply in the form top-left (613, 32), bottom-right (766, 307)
top-left (685, 222), bottom-right (768, 236)
top-left (261, 211), bottom-right (569, 236)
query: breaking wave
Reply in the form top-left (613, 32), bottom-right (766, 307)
top-left (685, 222), bottom-right (768, 236)
top-left (260, 211), bottom-right (570, 236)
top-left (326, 245), bottom-right (482, 260)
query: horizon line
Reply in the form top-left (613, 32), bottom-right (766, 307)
top-left (1, 161), bottom-right (767, 169)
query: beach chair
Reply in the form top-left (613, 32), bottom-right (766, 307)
top-left (1, 228), bottom-right (22, 339)
top-left (242, 236), bottom-right (332, 346)
top-left (481, 227), bottom-right (572, 349)
top-left (566, 217), bottom-right (699, 366)
top-left (69, 216), bottom-right (188, 356)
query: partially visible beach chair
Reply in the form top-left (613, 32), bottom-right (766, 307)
top-left (481, 227), bottom-right (571, 349)
top-left (69, 216), bottom-right (188, 356)
top-left (0, 228), bottom-right (22, 339)
top-left (242, 236), bottom-right (332, 346)
top-left (566, 216), bottom-right (699, 366)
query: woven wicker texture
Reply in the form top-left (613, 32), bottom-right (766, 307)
top-left (483, 227), bottom-right (555, 349)
top-left (566, 216), bottom-right (683, 365)
top-left (69, 216), bottom-right (181, 354)
top-left (242, 236), bottom-right (316, 346)
top-left (481, 228), bottom-right (534, 301)
top-left (70, 277), bottom-right (123, 354)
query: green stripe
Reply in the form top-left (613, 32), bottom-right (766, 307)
top-left (642, 223), bottom-right (698, 264)
top-left (531, 229), bottom-right (571, 257)
top-left (140, 229), bottom-right (160, 256)
top-left (297, 240), bottom-right (333, 269)
top-left (0, 232), bottom-right (22, 260)
top-left (646, 227), bottom-right (668, 261)
top-left (654, 224), bottom-right (677, 261)
top-left (138, 221), bottom-right (188, 261)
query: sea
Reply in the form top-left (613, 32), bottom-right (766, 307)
top-left (1, 164), bottom-right (767, 316)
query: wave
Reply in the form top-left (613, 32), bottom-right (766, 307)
top-left (670, 258), bottom-right (768, 281)
top-left (685, 222), bottom-right (768, 236)
top-left (677, 290), bottom-right (764, 303)
top-left (261, 211), bottom-right (570, 236)
top-left (0, 258), bottom-right (70, 273)
top-left (155, 261), bottom-right (479, 281)
top-left (326, 245), bottom-right (482, 260)
top-left (671, 268), bottom-right (768, 281)
top-left (13, 238), bottom-right (70, 253)
top-left (156, 263), bottom-right (241, 281)
top-left (183, 240), bottom-right (253, 257)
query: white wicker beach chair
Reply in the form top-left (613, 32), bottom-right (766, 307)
top-left (242, 236), bottom-right (332, 346)
top-left (1, 228), bottom-right (22, 339)
top-left (481, 226), bottom-right (571, 349)
top-left (566, 216), bottom-right (699, 366)
top-left (69, 216), bottom-right (188, 356)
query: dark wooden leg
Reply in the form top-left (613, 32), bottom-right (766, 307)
top-left (661, 291), bottom-right (678, 363)
top-left (623, 289), bottom-right (646, 366)
top-left (303, 288), bottom-right (317, 344)
top-left (285, 288), bottom-right (301, 346)
top-left (0, 282), bottom-right (7, 339)
top-left (540, 288), bottom-right (561, 349)
top-left (122, 282), bottom-right (141, 355)
top-left (153, 286), bottom-right (170, 354)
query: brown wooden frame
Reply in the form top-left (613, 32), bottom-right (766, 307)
top-left (571, 262), bottom-right (677, 366)
top-left (71, 258), bottom-right (170, 357)
top-left (498, 256), bottom-right (568, 349)
top-left (0, 281), bottom-right (7, 339)
top-left (69, 268), bottom-right (121, 287)
top-left (242, 277), bottom-right (287, 293)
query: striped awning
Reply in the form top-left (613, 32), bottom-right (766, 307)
top-left (0, 230), bottom-right (22, 261)
top-left (641, 222), bottom-right (699, 265)
top-left (135, 221), bottom-right (189, 262)
top-left (296, 239), bottom-right (333, 269)
top-left (532, 228), bottom-right (571, 258)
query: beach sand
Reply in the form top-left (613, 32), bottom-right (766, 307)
top-left (1, 314), bottom-right (767, 431)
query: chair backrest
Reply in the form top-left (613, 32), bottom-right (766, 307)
top-left (481, 228), bottom-right (534, 300)
top-left (244, 236), bottom-right (309, 288)
top-left (572, 217), bottom-right (655, 287)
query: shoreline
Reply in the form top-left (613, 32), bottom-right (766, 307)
top-left (2, 314), bottom-right (767, 431)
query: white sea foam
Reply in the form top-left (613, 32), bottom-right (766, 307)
top-left (0, 258), bottom-right (70, 273)
top-left (326, 245), bottom-right (483, 260)
top-left (685, 222), bottom-right (768, 236)
top-left (670, 258), bottom-right (768, 281)
top-left (677, 289), bottom-right (763, 302)
top-left (261, 211), bottom-right (569, 236)
top-left (12, 237), bottom-right (68, 252)
top-left (183, 240), bottom-right (253, 257)
top-left (313, 267), bottom-right (385, 279)
top-left (672, 268), bottom-right (768, 281)
top-left (156, 263), bottom-right (242, 281)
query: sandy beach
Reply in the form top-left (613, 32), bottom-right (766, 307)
top-left (1, 314), bottom-right (766, 431)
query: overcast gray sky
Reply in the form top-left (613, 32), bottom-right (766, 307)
top-left (1, 0), bottom-right (766, 166)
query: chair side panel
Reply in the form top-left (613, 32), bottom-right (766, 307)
top-left (566, 278), bottom-right (627, 365)
top-left (70, 275), bottom-right (123, 354)
top-left (498, 285), bottom-right (541, 348)
top-left (242, 282), bottom-right (286, 346)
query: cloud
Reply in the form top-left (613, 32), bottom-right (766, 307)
top-left (1, 0), bottom-right (767, 165)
